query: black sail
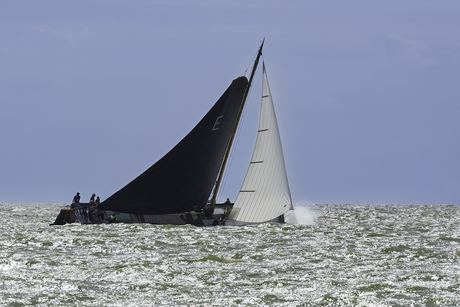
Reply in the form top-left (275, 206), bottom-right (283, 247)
top-left (99, 76), bottom-right (249, 215)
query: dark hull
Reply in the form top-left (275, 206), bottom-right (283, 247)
top-left (50, 207), bottom-right (285, 226)
top-left (50, 207), bottom-right (105, 225)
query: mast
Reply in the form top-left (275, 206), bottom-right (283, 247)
top-left (209, 39), bottom-right (265, 208)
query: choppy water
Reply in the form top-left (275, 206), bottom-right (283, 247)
top-left (0, 203), bottom-right (459, 306)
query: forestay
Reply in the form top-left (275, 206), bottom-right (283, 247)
top-left (229, 63), bottom-right (293, 223)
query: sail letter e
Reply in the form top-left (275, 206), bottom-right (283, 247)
top-left (212, 116), bottom-right (223, 131)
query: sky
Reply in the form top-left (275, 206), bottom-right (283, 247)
top-left (1, 1), bottom-right (459, 205)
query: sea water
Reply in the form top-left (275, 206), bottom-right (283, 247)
top-left (0, 203), bottom-right (459, 306)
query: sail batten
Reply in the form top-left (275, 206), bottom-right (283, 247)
top-left (229, 63), bottom-right (292, 223)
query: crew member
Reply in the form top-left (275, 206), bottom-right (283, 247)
top-left (89, 193), bottom-right (96, 206)
top-left (224, 198), bottom-right (232, 214)
top-left (71, 192), bottom-right (81, 208)
top-left (109, 214), bottom-right (117, 223)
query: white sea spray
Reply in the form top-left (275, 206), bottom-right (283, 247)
top-left (286, 204), bottom-right (317, 225)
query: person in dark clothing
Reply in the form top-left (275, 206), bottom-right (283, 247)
top-left (108, 214), bottom-right (117, 223)
top-left (71, 192), bottom-right (81, 208)
top-left (212, 198), bottom-right (232, 226)
top-left (72, 192), bottom-right (81, 204)
top-left (95, 196), bottom-right (100, 206)
top-left (223, 198), bottom-right (232, 215)
top-left (89, 193), bottom-right (96, 206)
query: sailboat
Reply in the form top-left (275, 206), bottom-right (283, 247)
top-left (51, 41), bottom-right (293, 226)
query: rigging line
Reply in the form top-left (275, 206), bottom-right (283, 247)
top-left (245, 49), bottom-right (264, 76)
top-left (220, 53), bottom-right (265, 202)
top-left (212, 40), bottom-right (263, 205)
top-left (244, 53), bottom-right (258, 76)
top-left (217, 95), bottom-right (249, 202)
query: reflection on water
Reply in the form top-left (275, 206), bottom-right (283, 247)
top-left (0, 203), bottom-right (459, 306)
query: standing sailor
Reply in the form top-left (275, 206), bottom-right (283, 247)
top-left (224, 198), bottom-right (232, 214)
top-left (94, 196), bottom-right (102, 222)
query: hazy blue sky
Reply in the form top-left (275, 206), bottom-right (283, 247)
top-left (1, 1), bottom-right (459, 205)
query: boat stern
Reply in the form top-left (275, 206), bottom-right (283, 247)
top-left (50, 209), bottom-right (78, 225)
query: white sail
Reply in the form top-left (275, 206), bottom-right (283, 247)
top-left (228, 63), bottom-right (293, 223)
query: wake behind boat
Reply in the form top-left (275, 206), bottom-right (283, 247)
top-left (51, 41), bottom-right (293, 226)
